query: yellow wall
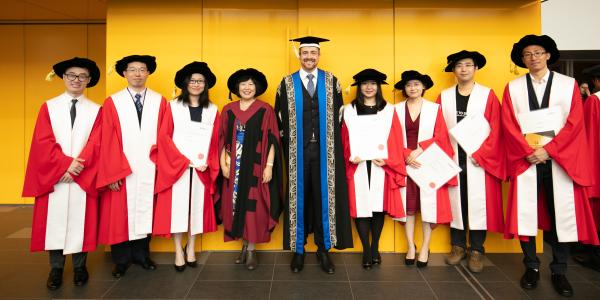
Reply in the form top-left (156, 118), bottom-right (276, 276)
top-left (0, 24), bottom-right (105, 205)
top-left (2, 0), bottom-right (542, 252)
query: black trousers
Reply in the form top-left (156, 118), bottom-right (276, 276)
top-left (110, 236), bottom-right (151, 265)
top-left (49, 250), bottom-right (87, 269)
top-left (303, 142), bottom-right (326, 252)
top-left (450, 167), bottom-right (487, 253)
top-left (519, 162), bottom-right (569, 274)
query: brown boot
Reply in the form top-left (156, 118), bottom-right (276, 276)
top-left (245, 250), bottom-right (258, 270)
top-left (235, 244), bottom-right (248, 264)
top-left (444, 246), bottom-right (466, 265)
top-left (467, 250), bottom-right (484, 273)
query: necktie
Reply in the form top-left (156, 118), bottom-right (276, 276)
top-left (307, 74), bottom-right (315, 97)
top-left (70, 99), bottom-right (77, 128)
top-left (134, 93), bottom-right (143, 115)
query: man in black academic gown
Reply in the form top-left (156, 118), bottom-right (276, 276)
top-left (274, 36), bottom-right (353, 274)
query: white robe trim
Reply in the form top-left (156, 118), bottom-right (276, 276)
top-left (440, 83), bottom-right (490, 230)
top-left (508, 72), bottom-right (579, 242)
top-left (343, 103), bottom-right (394, 217)
top-left (46, 93), bottom-right (99, 254)
top-left (169, 100), bottom-right (217, 235)
top-left (394, 100), bottom-right (438, 223)
top-left (112, 88), bottom-right (162, 241)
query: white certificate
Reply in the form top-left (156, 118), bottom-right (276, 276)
top-left (349, 114), bottom-right (388, 161)
top-left (449, 113), bottom-right (490, 155)
top-left (174, 122), bottom-right (213, 167)
top-left (406, 143), bottom-right (462, 192)
top-left (517, 106), bottom-right (564, 135)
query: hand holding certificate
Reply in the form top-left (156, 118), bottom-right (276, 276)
top-left (406, 143), bottom-right (462, 192)
top-left (348, 114), bottom-right (388, 161)
top-left (449, 113), bottom-right (490, 155)
top-left (174, 122), bottom-right (213, 167)
top-left (517, 106), bottom-right (563, 148)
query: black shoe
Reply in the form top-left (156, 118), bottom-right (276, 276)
top-left (184, 243), bottom-right (198, 267)
top-left (290, 253), bottom-right (305, 273)
top-left (551, 273), bottom-right (574, 297)
top-left (111, 264), bottom-right (128, 278)
top-left (520, 268), bottom-right (540, 290)
top-left (405, 246), bottom-right (416, 266)
top-left (372, 252), bottom-right (382, 265)
top-left (73, 266), bottom-right (89, 286)
top-left (316, 251), bottom-right (335, 274)
top-left (136, 258), bottom-right (156, 270)
top-left (362, 252), bottom-right (373, 270)
top-left (416, 251), bottom-right (430, 268)
top-left (174, 263), bottom-right (186, 272)
top-left (46, 268), bottom-right (63, 290)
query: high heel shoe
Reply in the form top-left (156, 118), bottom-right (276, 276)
top-left (235, 244), bottom-right (248, 264)
top-left (246, 250), bottom-right (258, 270)
top-left (362, 254), bottom-right (373, 270)
top-left (417, 251), bottom-right (430, 268)
top-left (184, 243), bottom-right (197, 268)
top-left (405, 245), bottom-right (416, 266)
top-left (371, 252), bottom-right (382, 265)
top-left (174, 247), bottom-right (186, 272)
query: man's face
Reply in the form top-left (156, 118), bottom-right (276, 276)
top-left (522, 45), bottom-right (550, 72)
top-left (63, 66), bottom-right (90, 95)
top-left (123, 61), bottom-right (149, 88)
top-left (593, 78), bottom-right (600, 90)
top-left (299, 46), bottom-right (320, 71)
top-left (453, 58), bottom-right (477, 83)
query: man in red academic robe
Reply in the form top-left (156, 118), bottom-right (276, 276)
top-left (96, 55), bottom-right (167, 278)
top-left (502, 35), bottom-right (599, 297)
top-left (578, 64), bottom-right (600, 271)
top-left (437, 50), bottom-right (505, 273)
top-left (23, 57), bottom-right (101, 290)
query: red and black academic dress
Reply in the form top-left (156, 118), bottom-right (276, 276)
top-left (96, 88), bottom-right (166, 246)
top-left (437, 83), bottom-right (505, 232)
top-left (151, 100), bottom-right (219, 236)
top-left (24, 93), bottom-right (101, 254)
top-left (502, 72), bottom-right (598, 245)
top-left (394, 99), bottom-right (456, 224)
top-left (217, 99), bottom-right (283, 243)
top-left (583, 91), bottom-right (600, 230)
top-left (341, 102), bottom-right (406, 219)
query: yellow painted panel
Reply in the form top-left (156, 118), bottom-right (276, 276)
top-left (0, 25), bottom-right (25, 204)
top-left (86, 24), bottom-right (107, 104)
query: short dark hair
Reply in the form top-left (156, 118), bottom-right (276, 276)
top-left (233, 76), bottom-right (262, 98)
top-left (177, 74), bottom-right (210, 107)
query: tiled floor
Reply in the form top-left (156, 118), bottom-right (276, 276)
top-left (1, 205), bottom-right (599, 299)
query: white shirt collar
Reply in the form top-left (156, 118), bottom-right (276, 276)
top-left (531, 70), bottom-right (550, 84)
top-left (299, 68), bottom-right (318, 80)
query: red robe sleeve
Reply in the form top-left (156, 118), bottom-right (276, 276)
top-left (418, 106), bottom-right (458, 186)
top-left (22, 103), bottom-right (72, 197)
top-left (471, 90), bottom-right (506, 180)
top-left (584, 94), bottom-right (600, 198)
top-left (150, 104), bottom-right (190, 194)
top-left (341, 118), bottom-right (357, 218)
top-left (95, 98), bottom-right (132, 189)
top-left (543, 83), bottom-right (593, 186)
top-left (382, 110), bottom-right (407, 218)
top-left (501, 84), bottom-right (534, 178)
top-left (260, 104), bottom-right (283, 229)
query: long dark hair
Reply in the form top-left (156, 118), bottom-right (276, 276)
top-left (352, 82), bottom-right (387, 111)
top-left (177, 75), bottom-right (210, 107)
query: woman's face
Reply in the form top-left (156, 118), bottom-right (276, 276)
top-left (187, 73), bottom-right (206, 96)
top-left (404, 80), bottom-right (424, 99)
top-left (360, 80), bottom-right (378, 99)
top-left (238, 79), bottom-right (256, 100)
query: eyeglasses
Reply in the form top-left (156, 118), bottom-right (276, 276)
top-left (455, 63), bottom-right (475, 69)
top-left (126, 68), bottom-right (148, 73)
top-left (64, 73), bottom-right (90, 82)
top-left (405, 82), bottom-right (423, 88)
top-left (188, 79), bottom-right (205, 85)
top-left (522, 51), bottom-right (546, 59)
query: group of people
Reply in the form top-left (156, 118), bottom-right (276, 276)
top-left (22, 34), bottom-right (600, 298)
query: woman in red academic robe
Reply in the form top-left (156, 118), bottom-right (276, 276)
top-left (218, 68), bottom-right (282, 270)
top-left (151, 62), bottom-right (220, 272)
top-left (341, 68), bottom-right (406, 269)
top-left (394, 70), bottom-right (456, 268)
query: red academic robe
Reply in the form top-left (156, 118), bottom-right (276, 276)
top-left (502, 73), bottom-right (598, 244)
top-left (436, 84), bottom-right (505, 232)
top-left (151, 101), bottom-right (219, 237)
top-left (218, 100), bottom-right (283, 244)
top-left (395, 100), bottom-right (456, 224)
top-left (583, 92), bottom-right (600, 229)
top-left (24, 95), bottom-right (101, 253)
top-left (96, 88), bottom-right (166, 245)
top-left (341, 103), bottom-right (406, 219)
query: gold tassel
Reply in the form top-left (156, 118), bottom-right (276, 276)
top-left (510, 62), bottom-right (520, 75)
top-left (108, 65), bottom-right (115, 76)
top-left (172, 87), bottom-right (177, 99)
top-left (45, 70), bottom-right (56, 82)
top-left (292, 43), bottom-right (299, 59)
top-left (343, 84), bottom-right (352, 95)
